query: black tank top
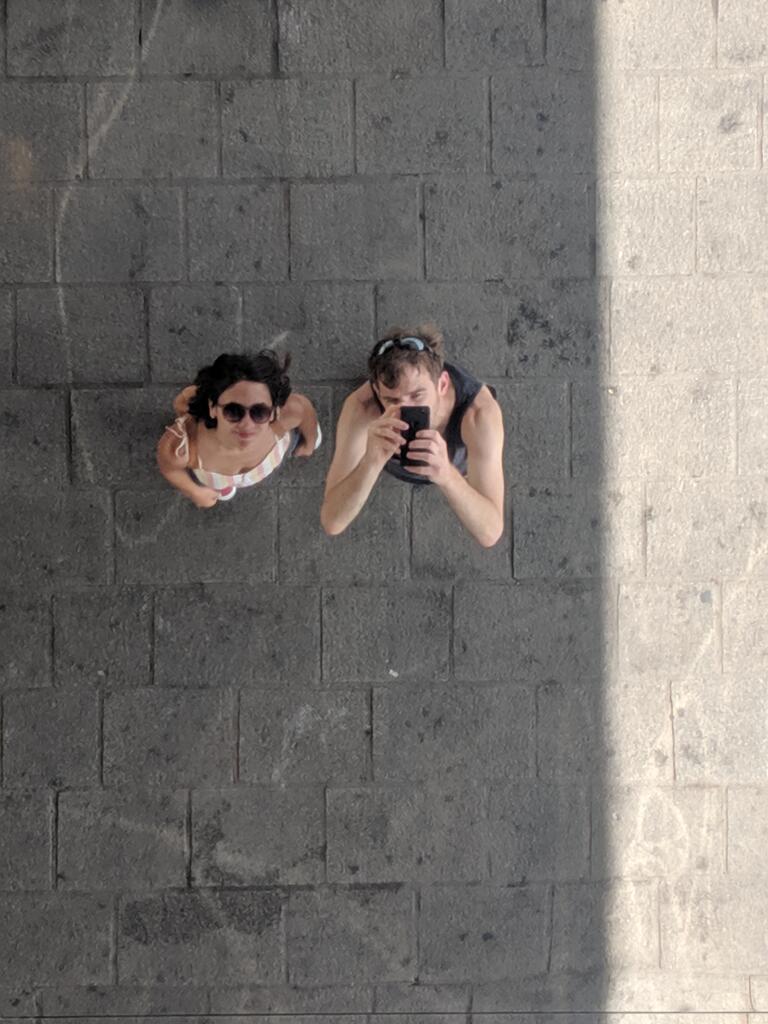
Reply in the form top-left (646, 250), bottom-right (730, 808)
top-left (377, 361), bottom-right (488, 486)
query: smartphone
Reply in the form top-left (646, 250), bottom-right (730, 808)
top-left (399, 405), bottom-right (430, 466)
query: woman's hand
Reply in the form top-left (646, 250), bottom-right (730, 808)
top-left (189, 487), bottom-right (219, 509)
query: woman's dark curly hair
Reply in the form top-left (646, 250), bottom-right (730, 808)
top-left (188, 350), bottom-right (292, 429)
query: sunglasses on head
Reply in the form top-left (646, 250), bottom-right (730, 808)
top-left (374, 336), bottom-right (426, 357)
top-left (218, 401), bottom-right (273, 424)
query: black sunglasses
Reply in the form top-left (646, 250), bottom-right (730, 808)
top-left (219, 401), bottom-right (273, 424)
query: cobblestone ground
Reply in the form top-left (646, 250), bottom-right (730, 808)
top-left (0, 0), bottom-right (767, 1018)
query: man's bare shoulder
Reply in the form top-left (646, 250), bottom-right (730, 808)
top-left (341, 381), bottom-right (380, 424)
top-left (463, 385), bottom-right (503, 438)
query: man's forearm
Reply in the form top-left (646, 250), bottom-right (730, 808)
top-left (321, 455), bottom-right (382, 535)
top-left (439, 468), bottom-right (504, 547)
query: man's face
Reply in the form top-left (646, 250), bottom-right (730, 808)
top-left (374, 363), bottom-right (446, 420)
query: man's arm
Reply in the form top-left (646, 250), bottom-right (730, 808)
top-left (407, 388), bottom-right (505, 547)
top-left (320, 396), bottom-right (407, 536)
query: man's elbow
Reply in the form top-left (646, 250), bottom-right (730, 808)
top-left (320, 503), bottom-right (345, 537)
top-left (477, 520), bottom-right (504, 548)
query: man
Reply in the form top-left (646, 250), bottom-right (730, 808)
top-left (321, 324), bottom-right (504, 547)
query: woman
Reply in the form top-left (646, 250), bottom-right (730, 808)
top-left (157, 350), bottom-right (320, 508)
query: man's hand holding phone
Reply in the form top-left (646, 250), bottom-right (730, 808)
top-left (364, 409), bottom-right (408, 469)
top-left (404, 426), bottom-right (453, 485)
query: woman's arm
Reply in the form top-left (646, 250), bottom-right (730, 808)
top-left (156, 429), bottom-right (219, 508)
top-left (279, 392), bottom-right (319, 456)
top-left (173, 385), bottom-right (197, 417)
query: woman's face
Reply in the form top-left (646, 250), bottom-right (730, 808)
top-left (209, 380), bottom-right (274, 447)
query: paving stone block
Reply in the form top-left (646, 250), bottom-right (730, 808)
top-left (575, 378), bottom-right (736, 480)
top-left (142, 0), bottom-right (272, 75)
top-left (493, 69), bottom-right (657, 176)
top-left (38, 986), bottom-right (210, 1016)
top-left (0, 188), bottom-right (52, 283)
top-left (115, 488), bottom-right (277, 585)
top-left (495, 377), bottom-right (569, 483)
top-left (0, 893), bottom-right (111, 986)
top-left (291, 181), bottom-right (419, 282)
top-left (149, 285), bottom-right (242, 384)
top-left (698, 177), bottom-right (768, 273)
top-left (725, 788), bottom-right (768, 876)
top-left (597, 178), bottom-right (695, 276)
top-left (425, 177), bottom-right (591, 280)
top-left (191, 785), bottom-right (325, 886)
top-left (279, 0), bottom-right (442, 74)
top-left (506, 279), bottom-right (607, 378)
top-left (454, 580), bottom-right (610, 685)
top-left (552, 881), bottom-right (658, 971)
top-left (537, 677), bottom-right (674, 784)
top-left (0, 790), bottom-right (51, 890)
top-left (514, 483), bottom-right (643, 579)
top-left (119, 890), bottom-right (284, 985)
top-left (17, 286), bottom-right (146, 385)
top-left (104, 688), bottom-right (234, 787)
top-left (419, 884), bottom-right (549, 982)
top-left (723, 582), bottom-right (768, 674)
top-left (0, 489), bottom-right (111, 586)
top-left (659, 73), bottom-right (759, 171)
top-left (326, 784), bottom-right (487, 883)
top-left (239, 688), bottom-right (369, 785)
top-left (660, 877), bottom-right (768, 971)
top-left (53, 588), bottom-right (152, 688)
top-left (0, 83), bottom-right (84, 183)
top-left (373, 685), bottom-right (534, 783)
top-left (7, 0), bottom-right (136, 75)
top-left (88, 83), bottom-right (218, 180)
top-left (611, 277), bottom-right (768, 375)
top-left (593, 786), bottom-right (724, 879)
top-left (56, 186), bottom-right (183, 283)
top-left (278, 482), bottom-right (409, 584)
top-left (487, 782), bottom-right (589, 882)
top-left (411, 483), bottom-right (512, 581)
top-left (243, 283), bottom-right (372, 381)
top-left (0, 593), bottom-right (52, 690)
top-left (673, 674), bottom-right (768, 784)
top-left (287, 887), bottom-right (416, 985)
top-left (445, 0), bottom-right (543, 69)
top-left (188, 185), bottom-right (288, 283)
top-left (72, 387), bottom-right (173, 487)
top-left (592, 0), bottom-right (716, 69)
top-left (322, 585), bottom-right (450, 683)
top-left (719, 0), bottom-right (768, 66)
top-left (738, 378), bottom-right (768, 473)
top-left (209, 986), bottom-right (372, 1013)
top-left (376, 282), bottom-right (507, 378)
top-left (223, 80), bottom-right (353, 178)
top-left (58, 789), bottom-right (187, 890)
top-left (646, 477), bottom-right (768, 578)
top-left (0, 388), bottom-right (67, 486)
top-left (357, 77), bottom-right (485, 175)
top-left (492, 70), bottom-right (593, 175)
top-left (3, 688), bottom-right (99, 788)
top-left (155, 584), bottom-right (320, 688)
top-left (618, 583), bottom-right (720, 677)
top-left (0, 290), bottom-right (11, 384)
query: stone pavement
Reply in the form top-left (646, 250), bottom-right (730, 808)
top-left (0, 0), bottom-right (767, 1017)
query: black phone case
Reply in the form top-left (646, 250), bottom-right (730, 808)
top-left (399, 405), bottom-right (430, 466)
